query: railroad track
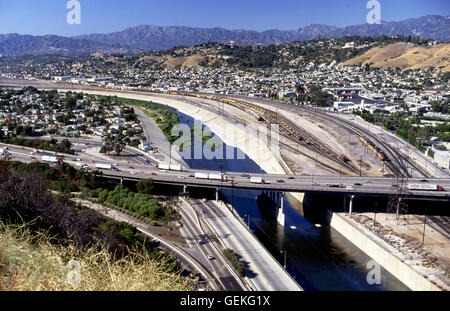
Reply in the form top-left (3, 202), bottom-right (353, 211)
top-left (206, 96), bottom-right (361, 175)
top-left (137, 91), bottom-right (424, 178)
top-left (225, 95), bottom-right (430, 179)
top-left (427, 215), bottom-right (450, 239)
top-left (180, 97), bottom-right (345, 174)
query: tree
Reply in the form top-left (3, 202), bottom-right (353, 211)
top-left (102, 133), bottom-right (127, 156)
top-left (136, 179), bottom-right (154, 195)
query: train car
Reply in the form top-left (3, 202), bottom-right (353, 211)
top-left (359, 136), bottom-right (385, 161)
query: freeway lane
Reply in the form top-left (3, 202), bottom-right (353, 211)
top-left (3, 143), bottom-right (450, 199)
top-left (196, 199), bottom-right (302, 291)
top-left (178, 198), bottom-right (245, 291)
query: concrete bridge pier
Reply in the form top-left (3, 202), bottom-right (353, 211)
top-left (277, 192), bottom-right (286, 227)
top-left (215, 188), bottom-right (220, 202)
top-left (183, 185), bottom-right (187, 193)
top-left (349, 195), bottom-right (355, 216)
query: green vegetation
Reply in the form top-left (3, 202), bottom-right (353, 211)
top-left (8, 161), bottom-right (97, 194)
top-left (354, 111), bottom-right (450, 151)
top-left (0, 158), bottom-right (190, 291)
top-left (100, 133), bottom-right (127, 155)
top-left (119, 97), bottom-right (181, 143)
top-left (223, 248), bottom-right (245, 277)
top-left (309, 85), bottom-right (332, 106)
top-left (86, 185), bottom-right (178, 222)
top-left (219, 45), bottom-right (280, 68)
top-left (0, 137), bottom-right (75, 154)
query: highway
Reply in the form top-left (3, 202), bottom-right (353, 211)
top-left (3, 143), bottom-right (450, 199)
top-left (193, 198), bottom-right (302, 291)
top-left (177, 198), bottom-right (246, 291)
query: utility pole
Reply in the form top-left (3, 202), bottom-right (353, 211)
top-left (421, 215), bottom-right (427, 247)
top-left (359, 155), bottom-right (362, 177)
top-left (231, 176), bottom-right (235, 215)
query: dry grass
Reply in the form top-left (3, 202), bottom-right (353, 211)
top-left (0, 223), bottom-right (194, 291)
top-left (344, 42), bottom-right (450, 72)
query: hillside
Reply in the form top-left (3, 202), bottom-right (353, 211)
top-left (343, 42), bottom-right (450, 72)
top-left (0, 224), bottom-right (192, 291)
top-left (75, 15), bottom-right (450, 51)
top-left (0, 34), bottom-right (139, 57)
top-left (139, 47), bottom-right (218, 68)
top-left (1, 15), bottom-right (448, 56)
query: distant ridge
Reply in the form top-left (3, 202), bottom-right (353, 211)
top-left (1, 15), bottom-right (449, 56)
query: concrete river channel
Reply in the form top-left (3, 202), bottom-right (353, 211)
top-left (175, 113), bottom-right (410, 291)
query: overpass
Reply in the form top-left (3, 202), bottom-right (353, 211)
top-left (100, 169), bottom-right (450, 199)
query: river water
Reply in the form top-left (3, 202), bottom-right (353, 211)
top-left (177, 114), bottom-right (410, 291)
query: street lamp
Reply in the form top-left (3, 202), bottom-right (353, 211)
top-left (280, 250), bottom-right (287, 269)
top-left (244, 214), bottom-right (250, 228)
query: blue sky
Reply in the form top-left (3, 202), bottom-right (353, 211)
top-left (0, 0), bottom-right (449, 36)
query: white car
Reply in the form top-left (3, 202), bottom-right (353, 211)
top-left (207, 255), bottom-right (215, 260)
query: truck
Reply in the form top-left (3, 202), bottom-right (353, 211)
top-left (407, 183), bottom-right (445, 192)
top-left (95, 163), bottom-right (117, 171)
top-left (42, 155), bottom-right (59, 163)
top-left (159, 163), bottom-right (183, 171)
top-left (208, 173), bottom-right (228, 182)
top-left (169, 164), bottom-right (183, 172)
top-left (0, 148), bottom-right (8, 155)
top-left (195, 172), bottom-right (209, 180)
top-left (250, 176), bottom-right (264, 184)
top-left (158, 163), bottom-right (170, 170)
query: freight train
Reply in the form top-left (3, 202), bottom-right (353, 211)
top-left (359, 137), bottom-right (388, 162)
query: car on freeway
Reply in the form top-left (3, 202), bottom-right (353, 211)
top-left (328, 184), bottom-right (340, 188)
top-left (178, 176), bottom-right (185, 179)
top-left (241, 174), bottom-right (250, 178)
top-left (392, 184), bottom-right (400, 188)
top-left (128, 166), bottom-right (135, 169)
top-left (312, 182), bottom-right (320, 186)
top-left (277, 179), bottom-right (285, 183)
top-left (197, 239), bottom-right (204, 245)
top-left (207, 255), bottom-right (215, 260)
top-left (189, 175), bottom-right (195, 178)
top-left (145, 159), bottom-right (150, 164)
top-left (288, 177), bottom-right (295, 180)
top-left (130, 171), bottom-right (137, 175)
top-left (151, 172), bottom-right (158, 176)
top-left (419, 179), bottom-right (429, 182)
top-left (354, 183), bottom-right (363, 187)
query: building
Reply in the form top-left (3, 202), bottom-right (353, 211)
top-left (434, 150), bottom-right (450, 169)
top-left (53, 76), bottom-right (72, 82)
top-left (333, 102), bottom-right (356, 112)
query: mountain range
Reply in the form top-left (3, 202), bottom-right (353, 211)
top-left (1, 15), bottom-right (449, 57)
